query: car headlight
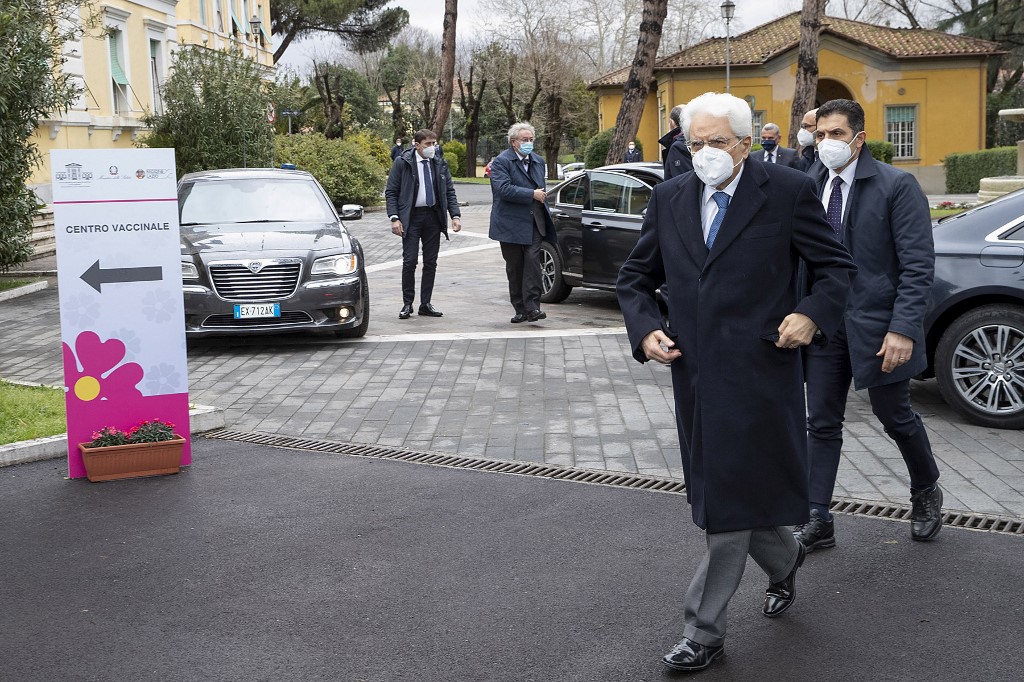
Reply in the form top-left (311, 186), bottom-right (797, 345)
top-left (311, 254), bottom-right (358, 276)
top-left (181, 262), bottom-right (199, 279)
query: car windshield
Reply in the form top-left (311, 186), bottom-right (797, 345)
top-left (178, 177), bottom-right (337, 225)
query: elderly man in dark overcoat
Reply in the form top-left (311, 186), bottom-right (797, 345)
top-left (617, 92), bottom-right (856, 673)
top-left (796, 99), bottom-right (942, 553)
top-left (489, 122), bottom-right (557, 323)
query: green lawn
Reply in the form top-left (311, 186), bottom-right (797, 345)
top-left (453, 177), bottom-right (491, 185)
top-left (0, 279), bottom-right (35, 293)
top-left (930, 208), bottom-right (966, 220)
top-left (0, 380), bottom-right (66, 445)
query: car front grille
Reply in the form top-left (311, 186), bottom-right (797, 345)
top-left (209, 260), bottom-right (301, 300)
top-left (202, 311), bottom-right (314, 328)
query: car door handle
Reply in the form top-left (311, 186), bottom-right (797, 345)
top-left (586, 221), bottom-right (605, 229)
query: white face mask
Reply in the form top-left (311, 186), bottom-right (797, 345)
top-left (816, 136), bottom-right (859, 170)
top-left (419, 144), bottom-right (436, 160)
top-left (797, 128), bottom-right (816, 147)
top-left (692, 140), bottom-right (742, 188)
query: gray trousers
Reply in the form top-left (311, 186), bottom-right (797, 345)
top-left (682, 526), bottom-right (800, 646)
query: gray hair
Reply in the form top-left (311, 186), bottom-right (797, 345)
top-left (681, 92), bottom-right (752, 140)
top-left (761, 122), bottom-right (780, 135)
top-left (669, 104), bottom-right (684, 127)
top-left (507, 122), bottom-right (535, 144)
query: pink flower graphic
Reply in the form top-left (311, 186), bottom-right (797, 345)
top-left (63, 330), bottom-right (144, 403)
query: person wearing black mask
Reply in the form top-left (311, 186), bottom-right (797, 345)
top-left (759, 123), bottom-right (799, 167)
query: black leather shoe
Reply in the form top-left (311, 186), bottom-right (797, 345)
top-left (910, 485), bottom-right (943, 541)
top-left (418, 303), bottom-right (443, 317)
top-left (763, 543), bottom-right (805, 618)
top-left (511, 313), bottom-right (527, 323)
top-left (526, 309), bottom-right (546, 322)
top-left (662, 637), bottom-right (724, 672)
top-left (793, 509), bottom-right (836, 551)
top-left (398, 304), bottom-right (413, 319)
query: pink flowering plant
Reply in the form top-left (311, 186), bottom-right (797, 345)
top-left (83, 419), bottom-right (178, 448)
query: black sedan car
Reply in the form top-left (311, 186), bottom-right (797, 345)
top-left (925, 189), bottom-right (1024, 429)
top-left (178, 168), bottom-right (369, 337)
top-left (541, 162), bottom-right (664, 302)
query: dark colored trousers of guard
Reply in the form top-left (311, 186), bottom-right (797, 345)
top-left (805, 321), bottom-right (941, 507)
top-left (402, 207), bottom-right (442, 307)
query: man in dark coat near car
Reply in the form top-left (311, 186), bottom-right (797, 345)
top-left (658, 104), bottom-right (684, 162)
top-left (385, 128), bottom-right (462, 319)
top-left (617, 92), bottom-right (856, 673)
top-left (489, 122), bottom-right (557, 324)
top-left (797, 99), bottom-right (943, 552)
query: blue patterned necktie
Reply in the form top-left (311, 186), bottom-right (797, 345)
top-left (706, 191), bottom-right (730, 250)
top-left (422, 160), bottom-right (434, 206)
top-left (826, 176), bottom-right (843, 240)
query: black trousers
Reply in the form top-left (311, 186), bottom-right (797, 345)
top-left (805, 322), bottom-right (940, 507)
top-left (402, 207), bottom-right (442, 306)
top-left (499, 228), bottom-right (543, 315)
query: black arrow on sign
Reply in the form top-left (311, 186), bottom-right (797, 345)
top-left (81, 260), bottom-right (163, 293)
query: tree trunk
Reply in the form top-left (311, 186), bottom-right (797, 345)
top-left (430, 0), bottom-right (459, 137)
top-left (458, 66), bottom-right (486, 178)
top-left (787, 0), bottom-right (825, 148)
top-left (273, 28), bottom-right (299, 64)
top-left (544, 91), bottom-right (564, 180)
top-left (605, 0), bottom-right (669, 166)
top-left (523, 69), bottom-right (543, 122)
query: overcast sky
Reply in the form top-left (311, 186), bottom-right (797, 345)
top-left (277, 0), bottom-right (799, 73)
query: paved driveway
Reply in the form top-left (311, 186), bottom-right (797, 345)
top-left (3, 194), bottom-right (1024, 519)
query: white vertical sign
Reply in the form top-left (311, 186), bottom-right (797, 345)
top-left (51, 149), bottom-right (190, 478)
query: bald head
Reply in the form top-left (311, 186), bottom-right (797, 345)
top-left (802, 108), bottom-right (818, 129)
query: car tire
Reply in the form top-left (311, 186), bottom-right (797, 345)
top-left (539, 241), bottom-right (572, 303)
top-left (335, 270), bottom-right (369, 338)
top-left (935, 304), bottom-right (1024, 429)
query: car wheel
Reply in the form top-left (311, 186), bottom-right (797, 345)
top-left (935, 304), bottom-right (1024, 429)
top-left (539, 241), bottom-right (572, 303)
top-left (335, 270), bottom-right (369, 338)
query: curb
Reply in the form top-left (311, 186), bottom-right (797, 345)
top-left (0, 280), bottom-right (49, 302)
top-left (0, 403), bottom-right (226, 468)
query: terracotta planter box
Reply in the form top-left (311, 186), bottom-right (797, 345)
top-left (78, 436), bottom-right (184, 482)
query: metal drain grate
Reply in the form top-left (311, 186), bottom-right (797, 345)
top-left (203, 429), bottom-right (1024, 536)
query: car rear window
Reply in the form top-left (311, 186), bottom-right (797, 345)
top-left (178, 177), bottom-right (337, 225)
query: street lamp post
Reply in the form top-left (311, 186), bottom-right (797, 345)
top-left (721, 0), bottom-right (736, 93)
top-left (249, 14), bottom-right (262, 53)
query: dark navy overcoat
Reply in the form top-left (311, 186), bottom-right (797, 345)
top-left (488, 147), bottom-right (556, 245)
top-left (807, 149), bottom-right (935, 389)
top-left (617, 159), bottom-right (856, 532)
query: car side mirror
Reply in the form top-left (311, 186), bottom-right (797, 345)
top-left (340, 204), bottom-right (363, 220)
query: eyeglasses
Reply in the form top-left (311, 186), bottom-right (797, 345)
top-left (686, 136), bottom-right (739, 152)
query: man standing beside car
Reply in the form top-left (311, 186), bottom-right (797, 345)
top-left (386, 128), bottom-right (462, 319)
top-left (489, 122), bottom-right (556, 324)
top-left (798, 99), bottom-right (943, 552)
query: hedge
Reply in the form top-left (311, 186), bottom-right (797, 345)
top-left (441, 139), bottom-right (467, 177)
top-left (583, 128), bottom-right (643, 168)
top-left (865, 140), bottom-right (894, 164)
top-left (274, 132), bottom-right (388, 206)
top-left (944, 146), bottom-right (1016, 193)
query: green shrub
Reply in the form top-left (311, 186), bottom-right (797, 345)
top-left (944, 146), bottom-right (1016, 193)
top-left (865, 140), bottom-right (894, 164)
top-left (442, 139), bottom-right (467, 176)
top-left (583, 129), bottom-right (644, 167)
top-left (345, 130), bottom-right (391, 169)
top-left (274, 133), bottom-right (387, 206)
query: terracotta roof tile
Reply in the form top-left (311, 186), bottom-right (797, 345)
top-left (591, 13), bottom-right (1002, 87)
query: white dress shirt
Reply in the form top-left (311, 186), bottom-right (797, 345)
top-left (819, 156), bottom-right (859, 224)
top-left (700, 165), bottom-right (744, 243)
top-left (415, 152), bottom-right (434, 207)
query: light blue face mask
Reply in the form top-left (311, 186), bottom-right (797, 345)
top-left (519, 142), bottom-right (534, 156)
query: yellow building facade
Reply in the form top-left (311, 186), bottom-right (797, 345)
top-left (592, 14), bottom-right (1001, 193)
top-left (31, 0), bottom-right (274, 202)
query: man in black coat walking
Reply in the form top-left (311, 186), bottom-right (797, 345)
top-left (385, 129), bottom-right (462, 319)
top-left (617, 92), bottom-right (856, 673)
top-left (798, 99), bottom-right (943, 550)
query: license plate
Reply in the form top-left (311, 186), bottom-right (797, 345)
top-left (234, 303), bottom-right (280, 319)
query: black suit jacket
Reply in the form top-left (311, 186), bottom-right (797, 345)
top-left (807, 149), bottom-right (934, 389)
top-left (617, 159), bottom-right (856, 532)
top-left (664, 138), bottom-right (693, 179)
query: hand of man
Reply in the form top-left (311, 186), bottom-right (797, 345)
top-left (391, 220), bottom-right (403, 237)
top-left (641, 329), bottom-right (682, 365)
top-left (877, 331), bottom-right (914, 373)
top-left (533, 189), bottom-right (546, 202)
top-left (776, 313), bottom-right (817, 349)
top-left (451, 217), bottom-right (462, 233)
